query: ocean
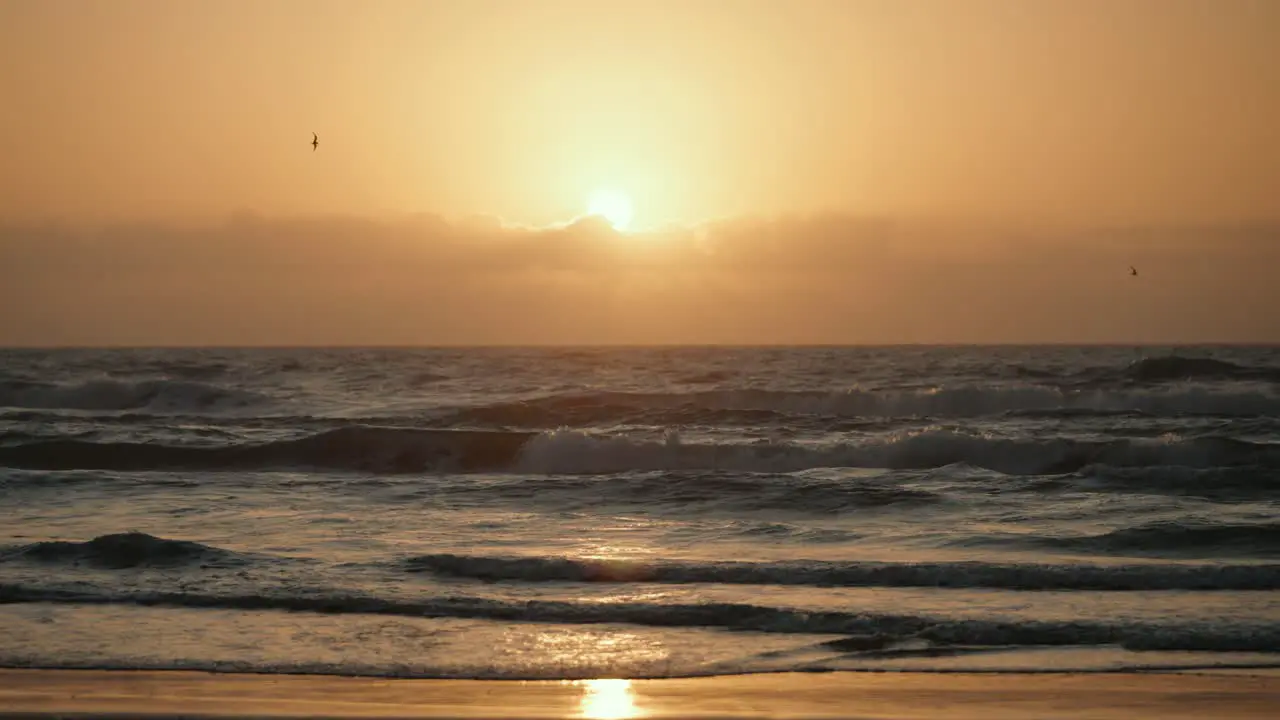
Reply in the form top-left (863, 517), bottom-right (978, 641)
top-left (1, 346), bottom-right (1278, 679)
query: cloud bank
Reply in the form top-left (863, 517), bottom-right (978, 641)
top-left (2, 214), bottom-right (1276, 345)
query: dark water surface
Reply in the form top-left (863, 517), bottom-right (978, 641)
top-left (2, 346), bottom-right (1278, 678)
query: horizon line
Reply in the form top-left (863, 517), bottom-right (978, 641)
top-left (4, 342), bottom-right (1278, 351)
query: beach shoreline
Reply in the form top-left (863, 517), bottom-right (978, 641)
top-left (1, 668), bottom-right (1277, 719)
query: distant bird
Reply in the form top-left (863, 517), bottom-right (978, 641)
top-left (311, 132), bottom-right (319, 151)
top-left (1129, 266), bottom-right (1138, 277)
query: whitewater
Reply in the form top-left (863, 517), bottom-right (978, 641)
top-left (1, 346), bottom-right (1278, 679)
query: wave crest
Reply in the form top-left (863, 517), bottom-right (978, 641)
top-left (1030, 521), bottom-right (1280, 559)
top-left (404, 553), bottom-right (1280, 591)
top-left (1, 532), bottom-right (245, 569)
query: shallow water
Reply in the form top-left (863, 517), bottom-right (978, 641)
top-left (2, 346), bottom-right (1278, 678)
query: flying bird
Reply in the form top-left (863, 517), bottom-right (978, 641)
top-left (311, 132), bottom-right (319, 151)
top-left (1129, 266), bottom-right (1138, 277)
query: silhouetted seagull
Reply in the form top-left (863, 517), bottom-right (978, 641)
top-left (311, 132), bottom-right (319, 151)
top-left (1129, 266), bottom-right (1138, 277)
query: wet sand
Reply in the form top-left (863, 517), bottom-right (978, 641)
top-left (0, 669), bottom-right (1277, 719)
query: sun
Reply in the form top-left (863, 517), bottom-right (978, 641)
top-left (587, 188), bottom-right (634, 230)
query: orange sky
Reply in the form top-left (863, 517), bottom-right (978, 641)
top-left (1, 1), bottom-right (1278, 344)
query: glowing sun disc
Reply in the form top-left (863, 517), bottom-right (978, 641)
top-left (587, 188), bottom-right (634, 230)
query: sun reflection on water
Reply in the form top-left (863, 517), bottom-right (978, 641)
top-left (577, 678), bottom-right (639, 719)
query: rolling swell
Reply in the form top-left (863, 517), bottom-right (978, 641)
top-left (404, 553), bottom-right (1280, 591)
top-left (1014, 355), bottom-right (1280, 387)
top-left (1069, 464), bottom-right (1280, 502)
top-left (3, 426), bottom-right (1279, 476)
top-left (1, 582), bottom-right (1275, 653)
top-left (466, 471), bottom-right (939, 512)
top-left (436, 385), bottom-right (1280, 428)
top-left (0, 426), bottom-right (534, 474)
top-left (440, 397), bottom-right (796, 430)
top-left (1028, 521), bottom-right (1280, 559)
top-left (1120, 356), bottom-right (1280, 385)
top-left (0, 377), bottom-right (264, 413)
top-left (0, 532), bottom-right (247, 569)
top-left (514, 430), bottom-right (1280, 476)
